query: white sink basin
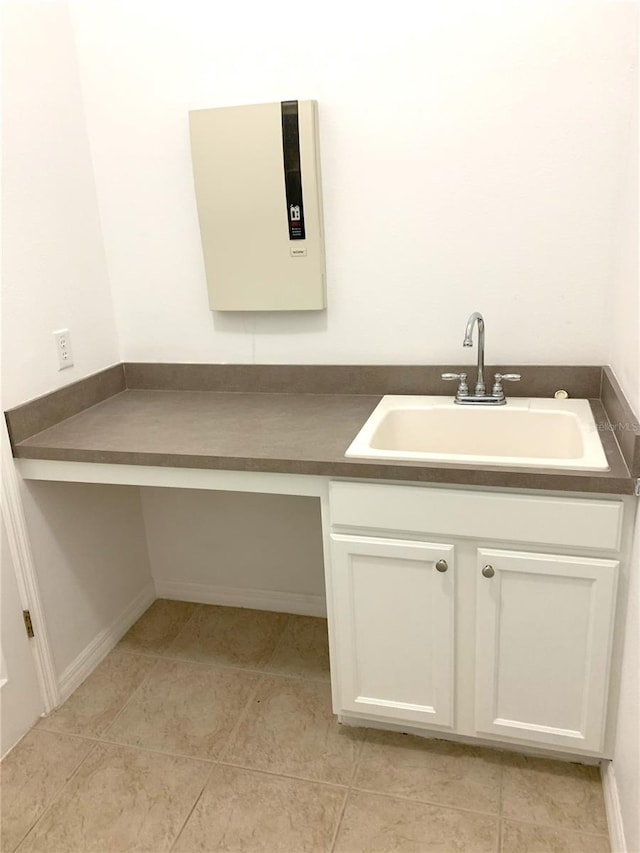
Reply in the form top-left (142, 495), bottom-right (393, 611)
top-left (345, 396), bottom-right (610, 471)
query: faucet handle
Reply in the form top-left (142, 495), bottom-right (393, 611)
top-left (492, 373), bottom-right (521, 397)
top-left (441, 372), bottom-right (469, 397)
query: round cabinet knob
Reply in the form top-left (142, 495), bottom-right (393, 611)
top-left (482, 565), bottom-right (495, 578)
top-left (435, 559), bottom-right (448, 573)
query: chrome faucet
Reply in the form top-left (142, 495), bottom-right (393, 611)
top-left (463, 311), bottom-right (486, 396)
top-left (441, 311), bottom-right (521, 405)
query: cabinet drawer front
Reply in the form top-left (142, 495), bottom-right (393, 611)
top-left (330, 482), bottom-right (623, 550)
top-left (475, 548), bottom-right (619, 752)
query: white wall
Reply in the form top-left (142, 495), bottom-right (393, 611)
top-left (1, 2), bottom-right (120, 409)
top-left (608, 24), bottom-right (639, 849)
top-left (1, 2), bottom-right (150, 706)
top-left (68, 2), bottom-right (637, 366)
top-left (141, 489), bottom-right (325, 613)
top-left (608, 57), bottom-right (640, 417)
top-left (20, 481), bottom-right (152, 681)
top-left (2, 3), bottom-right (636, 375)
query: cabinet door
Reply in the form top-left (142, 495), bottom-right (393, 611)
top-left (329, 534), bottom-right (455, 728)
top-left (475, 548), bottom-right (618, 752)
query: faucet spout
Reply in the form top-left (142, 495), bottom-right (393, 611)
top-left (442, 310), bottom-right (521, 404)
top-left (463, 311), bottom-right (485, 395)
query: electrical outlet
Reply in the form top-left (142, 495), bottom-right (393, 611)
top-left (53, 329), bottom-right (74, 370)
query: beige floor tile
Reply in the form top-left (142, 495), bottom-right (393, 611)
top-left (174, 764), bottom-right (344, 852)
top-left (502, 754), bottom-right (608, 835)
top-left (165, 604), bottom-right (288, 669)
top-left (354, 730), bottom-right (502, 815)
top-left (118, 598), bottom-right (197, 654)
top-left (104, 657), bottom-right (257, 759)
top-left (264, 614), bottom-right (330, 681)
top-left (224, 675), bottom-right (363, 785)
top-left (8, 601), bottom-right (613, 853)
top-left (502, 819), bottom-right (610, 852)
top-left (36, 650), bottom-right (155, 738)
top-left (16, 742), bottom-right (210, 853)
top-left (333, 790), bottom-right (499, 853)
top-left (1, 729), bottom-right (93, 853)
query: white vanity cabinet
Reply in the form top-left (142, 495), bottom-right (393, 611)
top-left (327, 480), bottom-right (624, 757)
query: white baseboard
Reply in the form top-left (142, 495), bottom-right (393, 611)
top-left (602, 760), bottom-right (627, 853)
top-left (153, 578), bottom-right (326, 618)
top-left (57, 582), bottom-right (156, 704)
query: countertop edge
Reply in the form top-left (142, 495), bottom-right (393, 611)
top-left (11, 436), bottom-right (636, 496)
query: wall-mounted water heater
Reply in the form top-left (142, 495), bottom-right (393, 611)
top-left (189, 100), bottom-right (326, 311)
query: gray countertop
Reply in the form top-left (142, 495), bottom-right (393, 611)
top-left (10, 386), bottom-right (635, 495)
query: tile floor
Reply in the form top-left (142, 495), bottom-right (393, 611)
top-left (2, 600), bottom-right (611, 852)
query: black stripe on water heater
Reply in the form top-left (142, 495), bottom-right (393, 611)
top-left (281, 101), bottom-right (306, 240)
